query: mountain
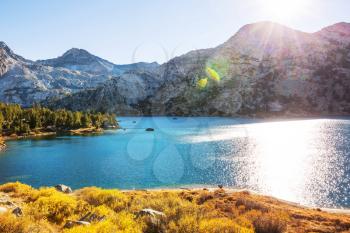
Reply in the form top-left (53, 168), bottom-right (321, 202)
top-left (37, 48), bottom-right (159, 75)
top-left (316, 22), bottom-right (350, 45)
top-left (2, 21), bottom-right (350, 116)
top-left (49, 21), bottom-right (350, 116)
top-left (0, 42), bottom-right (27, 76)
top-left (0, 43), bottom-right (159, 107)
top-left (46, 70), bottom-right (163, 114)
top-left (37, 48), bottom-right (117, 74)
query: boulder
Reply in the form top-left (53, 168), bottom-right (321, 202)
top-left (64, 220), bottom-right (90, 229)
top-left (137, 209), bottom-right (166, 232)
top-left (137, 208), bottom-right (165, 218)
top-left (79, 212), bottom-right (106, 223)
top-left (55, 184), bottom-right (73, 194)
top-left (145, 128), bottom-right (155, 132)
top-left (12, 207), bottom-right (23, 217)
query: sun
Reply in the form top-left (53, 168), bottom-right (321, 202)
top-left (260, 0), bottom-right (311, 21)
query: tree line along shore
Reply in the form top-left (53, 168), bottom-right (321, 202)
top-left (0, 102), bottom-right (118, 149)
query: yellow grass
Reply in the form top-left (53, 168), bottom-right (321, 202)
top-left (1, 182), bottom-right (350, 233)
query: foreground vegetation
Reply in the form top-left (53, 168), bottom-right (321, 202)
top-left (0, 183), bottom-right (350, 233)
top-left (0, 103), bottom-right (118, 137)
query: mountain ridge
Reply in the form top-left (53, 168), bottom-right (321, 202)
top-left (0, 41), bottom-right (159, 107)
top-left (37, 47), bottom-right (159, 75)
top-left (1, 21), bottom-right (350, 116)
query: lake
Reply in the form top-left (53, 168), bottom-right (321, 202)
top-left (0, 117), bottom-right (350, 208)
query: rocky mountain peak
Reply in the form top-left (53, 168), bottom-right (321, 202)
top-left (61, 48), bottom-right (94, 60)
top-left (233, 21), bottom-right (308, 40)
top-left (0, 41), bottom-right (10, 49)
top-left (316, 22), bottom-right (350, 44)
top-left (319, 22), bottom-right (350, 34)
top-left (220, 21), bottom-right (315, 59)
top-left (0, 41), bottom-right (17, 59)
top-left (0, 42), bottom-right (19, 76)
top-left (49, 47), bottom-right (107, 66)
top-left (37, 47), bottom-right (115, 74)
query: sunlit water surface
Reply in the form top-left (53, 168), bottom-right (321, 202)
top-left (0, 117), bottom-right (350, 208)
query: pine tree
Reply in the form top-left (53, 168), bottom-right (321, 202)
top-left (81, 114), bottom-right (92, 128)
top-left (0, 102), bottom-right (118, 135)
top-left (0, 112), bottom-right (4, 133)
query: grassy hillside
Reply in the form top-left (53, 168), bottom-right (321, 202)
top-left (0, 182), bottom-right (350, 233)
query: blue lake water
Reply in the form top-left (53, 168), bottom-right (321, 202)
top-left (0, 117), bottom-right (350, 208)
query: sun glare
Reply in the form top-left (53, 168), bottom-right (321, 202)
top-left (260, 0), bottom-right (311, 21)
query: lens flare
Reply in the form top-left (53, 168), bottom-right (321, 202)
top-left (197, 78), bottom-right (208, 89)
top-left (206, 67), bottom-right (221, 82)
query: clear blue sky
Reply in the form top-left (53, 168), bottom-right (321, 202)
top-left (1, 0), bottom-right (349, 64)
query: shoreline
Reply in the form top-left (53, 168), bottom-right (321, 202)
top-left (0, 127), bottom-right (118, 151)
top-left (115, 112), bottom-right (350, 119)
top-left (1, 182), bottom-right (350, 232)
top-left (2, 180), bottom-right (349, 215)
top-left (123, 186), bottom-right (350, 215)
top-left (0, 137), bottom-right (6, 151)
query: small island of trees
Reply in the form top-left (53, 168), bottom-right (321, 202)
top-left (0, 102), bottom-right (118, 137)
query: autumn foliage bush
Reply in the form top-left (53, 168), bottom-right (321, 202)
top-left (0, 182), bottom-right (294, 233)
top-left (199, 218), bottom-right (254, 233)
top-left (0, 212), bottom-right (54, 233)
top-left (0, 182), bottom-right (36, 200)
top-left (252, 212), bottom-right (287, 233)
top-left (77, 187), bottom-right (128, 212)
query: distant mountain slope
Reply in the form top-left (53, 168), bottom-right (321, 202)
top-left (37, 48), bottom-right (159, 75)
top-left (37, 48), bottom-right (116, 75)
top-left (46, 70), bottom-right (163, 115)
top-left (49, 21), bottom-right (350, 116)
top-left (0, 43), bottom-right (159, 107)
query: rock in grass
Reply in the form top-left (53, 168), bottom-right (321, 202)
top-left (55, 184), bottom-right (73, 194)
top-left (137, 209), bottom-right (166, 231)
top-left (64, 220), bottom-right (90, 229)
top-left (137, 208), bottom-right (165, 217)
top-left (79, 212), bottom-right (106, 223)
top-left (12, 207), bottom-right (23, 217)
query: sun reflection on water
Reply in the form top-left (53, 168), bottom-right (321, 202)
top-left (228, 119), bottom-right (348, 207)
